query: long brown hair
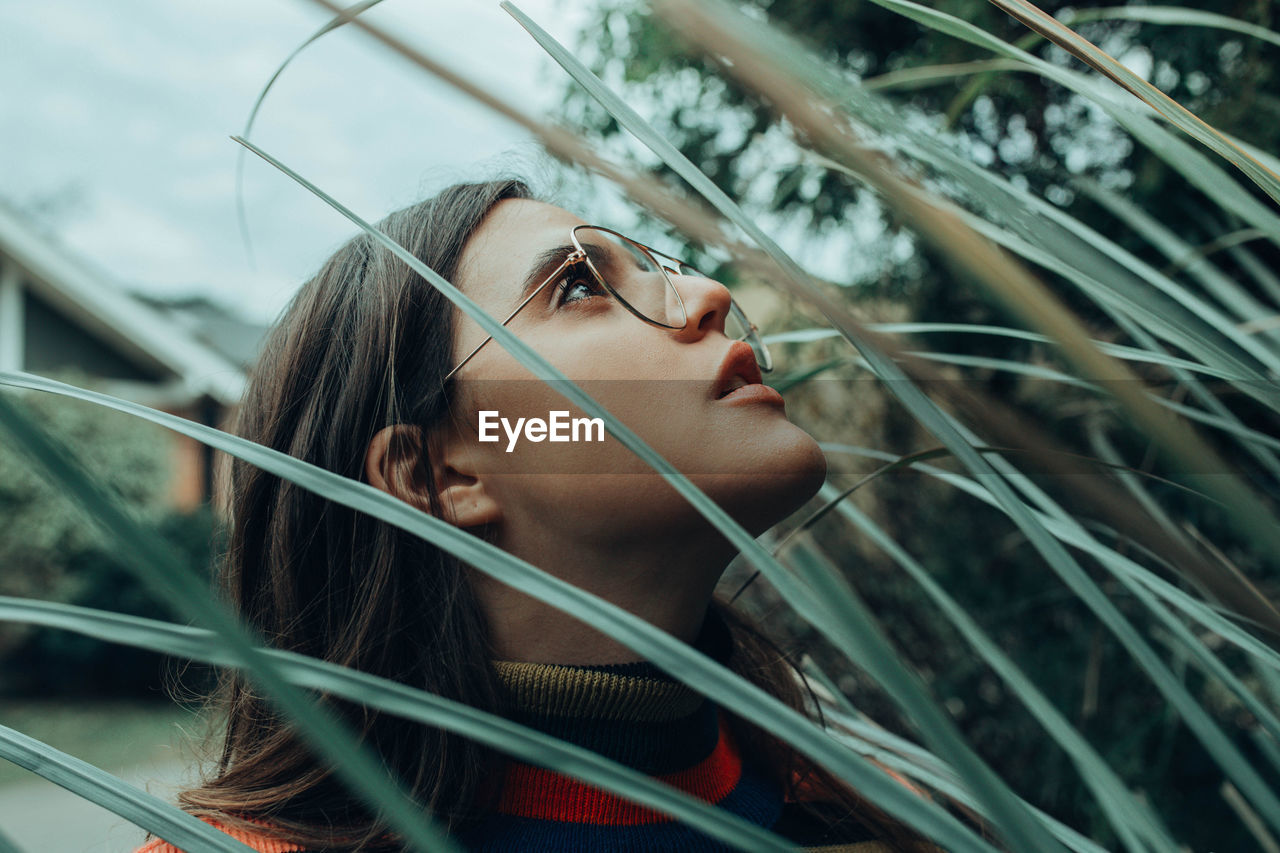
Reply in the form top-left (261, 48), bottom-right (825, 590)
top-left (177, 179), bottom-right (943, 851)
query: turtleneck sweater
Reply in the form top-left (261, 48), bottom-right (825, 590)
top-left (455, 605), bottom-right (894, 852)
top-left (136, 608), bottom-right (902, 852)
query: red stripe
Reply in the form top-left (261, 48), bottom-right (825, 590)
top-left (497, 712), bottom-right (743, 825)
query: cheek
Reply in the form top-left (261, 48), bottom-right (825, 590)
top-left (458, 323), bottom-right (824, 533)
top-left (468, 377), bottom-right (826, 532)
top-left (465, 379), bottom-right (673, 476)
top-left (463, 323), bottom-right (674, 466)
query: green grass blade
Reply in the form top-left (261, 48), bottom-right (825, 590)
top-left (823, 140), bottom-right (1280, 497)
top-left (945, 6), bottom-right (1280, 129)
top-left (820, 722), bottom-right (1111, 853)
top-left (1078, 180), bottom-right (1274, 330)
top-left (0, 724), bottom-right (257, 853)
top-left (904, 348), bottom-right (1280, 470)
top-left (1066, 6), bottom-right (1280, 49)
top-left (962, 205), bottom-right (1280, 411)
top-left (1228, 243), bottom-right (1280, 307)
top-left (858, 0), bottom-right (1280, 224)
top-left (807, 703), bottom-right (1112, 853)
top-left (1106, 303), bottom-right (1280, 478)
top-left (0, 393), bottom-right (458, 853)
top-left (0, 371), bottom-right (996, 853)
top-left (819, 443), bottom-right (1280, 675)
top-left (770, 357), bottom-right (847, 393)
top-left (761, 328), bottom-right (846, 345)
top-left (770, 322), bottom-right (1264, 384)
top-left (0, 597), bottom-right (795, 853)
top-left (814, 426), bottom-right (1280, 833)
top-left (990, 0), bottom-right (1280, 205)
top-left (235, 0), bottom-right (387, 265)
top-left (1119, 569), bottom-right (1280, 759)
top-left (808, 138), bottom-right (1280, 406)
top-left (1009, 466), bottom-right (1280, 777)
top-left (816, 489), bottom-right (1179, 852)
top-left (874, 325), bottom-right (1263, 381)
top-left (814, 133), bottom-right (1280, 555)
top-left (828, 440), bottom-right (1280, 670)
top-left (862, 58), bottom-right (1029, 92)
top-left (243, 0), bottom-right (386, 137)
top-left (791, 28), bottom-right (1280, 407)
top-left (783, 540), bottom-right (1067, 851)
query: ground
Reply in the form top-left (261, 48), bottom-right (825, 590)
top-left (0, 701), bottom-right (204, 852)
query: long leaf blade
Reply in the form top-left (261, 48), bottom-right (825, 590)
top-left (0, 724), bottom-right (257, 853)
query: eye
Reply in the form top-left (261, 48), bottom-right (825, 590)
top-left (552, 261), bottom-right (606, 308)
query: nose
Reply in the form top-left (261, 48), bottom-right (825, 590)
top-left (668, 270), bottom-right (733, 342)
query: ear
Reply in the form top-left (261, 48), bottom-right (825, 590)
top-left (364, 423), bottom-right (501, 529)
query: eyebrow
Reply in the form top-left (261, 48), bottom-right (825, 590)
top-left (514, 242), bottom-right (613, 307)
top-left (516, 243), bottom-right (578, 307)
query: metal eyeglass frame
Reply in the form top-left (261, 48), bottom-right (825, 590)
top-left (443, 224), bottom-right (773, 382)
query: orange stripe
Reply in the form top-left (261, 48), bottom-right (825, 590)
top-left (134, 817), bottom-right (305, 853)
top-left (497, 712), bottom-right (742, 825)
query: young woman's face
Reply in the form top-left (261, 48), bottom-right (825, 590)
top-left (444, 199), bottom-right (826, 545)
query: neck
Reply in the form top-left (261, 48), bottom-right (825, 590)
top-left (473, 524), bottom-right (738, 665)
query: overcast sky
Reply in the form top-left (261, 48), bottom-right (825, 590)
top-left (2, 0), bottom-right (596, 322)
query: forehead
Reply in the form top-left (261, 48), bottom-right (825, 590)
top-left (456, 198), bottom-right (589, 308)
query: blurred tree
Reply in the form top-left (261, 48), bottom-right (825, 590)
top-left (6, 507), bottom-right (220, 698)
top-left (558, 1), bottom-right (1280, 849)
top-left (564, 1), bottom-right (1278, 303)
top-left (0, 381), bottom-right (216, 697)
top-left (0, 379), bottom-right (171, 652)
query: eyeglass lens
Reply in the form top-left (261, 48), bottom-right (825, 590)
top-left (574, 227), bottom-right (772, 372)
top-left (574, 228), bottom-right (686, 328)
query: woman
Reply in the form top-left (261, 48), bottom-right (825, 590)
top-left (137, 178), bottom-right (942, 852)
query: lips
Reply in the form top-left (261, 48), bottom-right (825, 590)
top-left (712, 340), bottom-right (765, 400)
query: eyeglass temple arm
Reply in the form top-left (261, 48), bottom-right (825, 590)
top-left (443, 253), bottom-right (583, 382)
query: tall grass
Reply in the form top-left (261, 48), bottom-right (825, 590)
top-left (2, 1), bottom-right (1278, 850)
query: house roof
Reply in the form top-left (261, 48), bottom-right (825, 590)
top-left (135, 293), bottom-right (270, 371)
top-left (0, 202), bottom-right (249, 406)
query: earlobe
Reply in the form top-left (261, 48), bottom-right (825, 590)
top-left (435, 474), bottom-right (502, 529)
top-left (429, 425), bottom-right (503, 529)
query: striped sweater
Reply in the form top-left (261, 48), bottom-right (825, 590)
top-left (137, 609), bottom-right (900, 852)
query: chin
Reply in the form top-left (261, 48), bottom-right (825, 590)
top-left (693, 426), bottom-right (828, 537)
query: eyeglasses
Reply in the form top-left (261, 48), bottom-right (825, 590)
top-left (444, 224), bottom-right (773, 382)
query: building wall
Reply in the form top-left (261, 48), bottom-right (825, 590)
top-left (23, 289), bottom-right (165, 382)
top-left (166, 421), bottom-right (208, 512)
top-left (2, 257), bottom-right (241, 514)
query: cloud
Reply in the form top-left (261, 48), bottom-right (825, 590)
top-left (3, 0), bottom-right (587, 322)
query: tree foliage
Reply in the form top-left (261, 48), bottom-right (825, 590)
top-left (559, 2), bottom-right (1280, 850)
top-left (0, 381), bottom-right (215, 696)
